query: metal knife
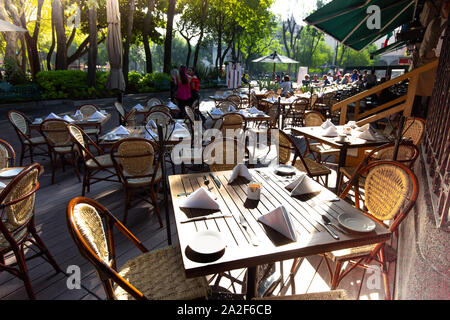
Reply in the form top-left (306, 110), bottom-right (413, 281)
top-left (180, 214), bottom-right (232, 223)
top-left (209, 173), bottom-right (222, 188)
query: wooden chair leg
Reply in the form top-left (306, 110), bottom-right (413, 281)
top-left (331, 261), bottom-right (343, 290)
top-left (378, 247), bottom-right (391, 300)
top-left (31, 227), bottom-right (62, 273)
top-left (150, 190), bottom-right (163, 228)
top-left (20, 146), bottom-right (25, 166)
top-left (14, 247), bottom-right (35, 300)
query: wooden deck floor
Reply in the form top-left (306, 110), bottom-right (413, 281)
top-left (0, 101), bottom-right (397, 300)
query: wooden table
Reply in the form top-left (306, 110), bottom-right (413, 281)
top-left (168, 167), bottom-right (391, 299)
top-left (208, 110), bottom-right (272, 128)
top-left (290, 126), bottom-right (390, 194)
top-left (99, 125), bottom-right (191, 148)
top-left (30, 113), bottom-right (111, 135)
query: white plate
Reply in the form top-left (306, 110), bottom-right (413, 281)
top-left (0, 168), bottom-right (24, 179)
top-left (0, 181), bottom-right (6, 190)
top-left (338, 213), bottom-right (376, 233)
top-left (274, 164), bottom-right (296, 175)
top-left (188, 230), bottom-right (226, 255)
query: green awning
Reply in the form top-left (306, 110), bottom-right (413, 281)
top-left (370, 40), bottom-right (407, 57)
top-left (304, 0), bottom-right (417, 51)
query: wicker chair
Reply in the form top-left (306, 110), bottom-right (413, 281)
top-left (283, 98), bottom-right (309, 128)
top-left (110, 138), bottom-right (163, 225)
top-left (338, 142), bottom-right (420, 205)
top-left (277, 129), bottom-right (331, 186)
top-left (302, 111), bottom-right (340, 163)
top-left (219, 113), bottom-right (245, 133)
top-left (40, 119), bottom-right (81, 184)
top-left (143, 110), bottom-right (173, 127)
top-left (227, 95), bottom-right (242, 108)
top-left (401, 117), bottom-right (426, 146)
top-left (8, 110), bottom-right (48, 166)
top-left (0, 163), bottom-right (62, 299)
top-left (114, 102), bottom-right (136, 126)
top-left (149, 104), bottom-right (171, 114)
top-left (216, 100), bottom-right (238, 113)
top-left (203, 138), bottom-right (249, 172)
top-left (146, 97), bottom-right (163, 108)
top-left (0, 139), bottom-right (15, 168)
top-left (66, 197), bottom-right (210, 300)
top-left (323, 160), bottom-right (419, 300)
top-left (253, 289), bottom-right (349, 300)
top-left (309, 93), bottom-right (318, 110)
top-left (68, 124), bottom-right (119, 196)
top-left (76, 104), bottom-right (102, 140)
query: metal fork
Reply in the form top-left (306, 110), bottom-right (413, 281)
top-left (239, 216), bottom-right (260, 246)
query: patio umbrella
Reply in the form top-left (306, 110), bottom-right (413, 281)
top-left (252, 51), bottom-right (299, 81)
top-left (105, 0), bottom-right (125, 92)
top-left (0, 19), bottom-right (27, 32)
top-left (304, 0), bottom-right (416, 51)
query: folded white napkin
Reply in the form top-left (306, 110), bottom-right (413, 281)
top-left (45, 112), bottom-right (61, 120)
top-left (322, 126), bottom-right (338, 137)
top-left (90, 111), bottom-right (107, 120)
top-left (172, 122), bottom-right (190, 137)
top-left (146, 119), bottom-right (157, 129)
top-left (238, 110), bottom-right (249, 117)
top-left (285, 173), bottom-right (321, 196)
top-left (321, 119), bottom-right (335, 129)
top-left (134, 103), bottom-right (145, 111)
top-left (346, 120), bottom-right (357, 129)
top-left (180, 187), bottom-right (220, 210)
top-left (356, 129), bottom-right (377, 141)
top-left (258, 206), bottom-right (297, 241)
top-left (63, 115), bottom-right (74, 123)
top-left (248, 107), bottom-right (260, 114)
top-left (112, 125), bottom-right (129, 135)
top-left (228, 105), bottom-right (236, 112)
top-left (73, 110), bottom-right (83, 119)
top-left (228, 164), bottom-right (253, 184)
top-left (167, 101), bottom-right (178, 109)
top-left (210, 108), bottom-right (224, 115)
top-left (356, 123), bottom-right (370, 132)
top-left (145, 129), bottom-right (158, 140)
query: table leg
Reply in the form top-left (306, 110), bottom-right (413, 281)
top-left (246, 266), bottom-right (258, 300)
top-left (335, 148), bottom-right (348, 195)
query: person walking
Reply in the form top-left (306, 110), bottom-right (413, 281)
top-left (175, 65), bottom-right (191, 119)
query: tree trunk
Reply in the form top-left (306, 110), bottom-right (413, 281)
top-left (87, 4), bottom-right (98, 87)
top-left (163, 0), bottom-right (176, 73)
top-left (142, 0), bottom-right (156, 73)
top-left (186, 40), bottom-right (191, 67)
top-left (123, 0), bottom-right (135, 88)
top-left (47, 22), bottom-right (55, 70)
top-left (193, 0), bottom-right (208, 69)
top-left (52, 0), bottom-right (67, 70)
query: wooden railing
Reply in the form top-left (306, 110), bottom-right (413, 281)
top-left (331, 59), bottom-right (439, 126)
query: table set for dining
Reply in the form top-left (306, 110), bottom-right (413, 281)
top-left (168, 166), bottom-right (390, 299)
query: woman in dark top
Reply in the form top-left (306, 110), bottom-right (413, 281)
top-left (187, 67), bottom-right (205, 122)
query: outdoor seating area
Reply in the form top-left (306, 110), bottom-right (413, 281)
top-left (0, 0), bottom-right (448, 305)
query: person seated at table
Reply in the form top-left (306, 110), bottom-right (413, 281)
top-left (350, 69), bottom-right (359, 82)
top-left (312, 74), bottom-right (319, 83)
top-left (354, 74), bottom-right (364, 88)
top-left (334, 74), bottom-right (342, 84)
top-left (276, 74), bottom-right (281, 84)
top-left (340, 74), bottom-right (350, 85)
top-left (365, 70), bottom-right (377, 89)
top-left (302, 74), bottom-right (311, 86)
top-left (280, 75), bottom-right (293, 97)
top-left (322, 75), bottom-right (331, 86)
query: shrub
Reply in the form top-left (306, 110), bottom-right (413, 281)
top-left (3, 57), bottom-right (29, 85)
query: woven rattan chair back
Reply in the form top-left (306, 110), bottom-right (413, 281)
top-left (292, 98), bottom-right (309, 113)
top-left (114, 101), bottom-right (126, 118)
top-left (220, 113), bottom-right (245, 132)
top-left (150, 105), bottom-right (171, 114)
top-left (144, 110), bottom-right (173, 127)
top-left (303, 111), bottom-right (325, 127)
top-left (8, 110), bottom-right (30, 136)
top-left (203, 138), bottom-right (247, 172)
top-left (249, 92), bottom-right (259, 108)
top-left (372, 143), bottom-right (419, 167)
top-left (146, 98), bottom-right (163, 108)
top-left (217, 101), bottom-right (238, 113)
top-left (0, 139), bottom-right (15, 168)
top-left (227, 95), bottom-right (242, 108)
top-left (402, 117), bottom-right (425, 146)
top-left (40, 119), bottom-right (71, 148)
top-left (110, 138), bottom-right (159, 183)
top-left (264, 91), bottom-right (278, 100)
top-left (310, 93), bottom-right (318, 109)
top-left (0, 163), bottom-right (40, 228)
top-left (322, 92), bottom-right (336, 107)
top-left (68, 124), bottom-right (97, 161)
top-left (77, 104), bottom-right (100, 118)
top-left (277, 129), bottom-right (294, 164)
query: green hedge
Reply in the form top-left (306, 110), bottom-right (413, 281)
top-left (35, 70), bottom-right (113, 99)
